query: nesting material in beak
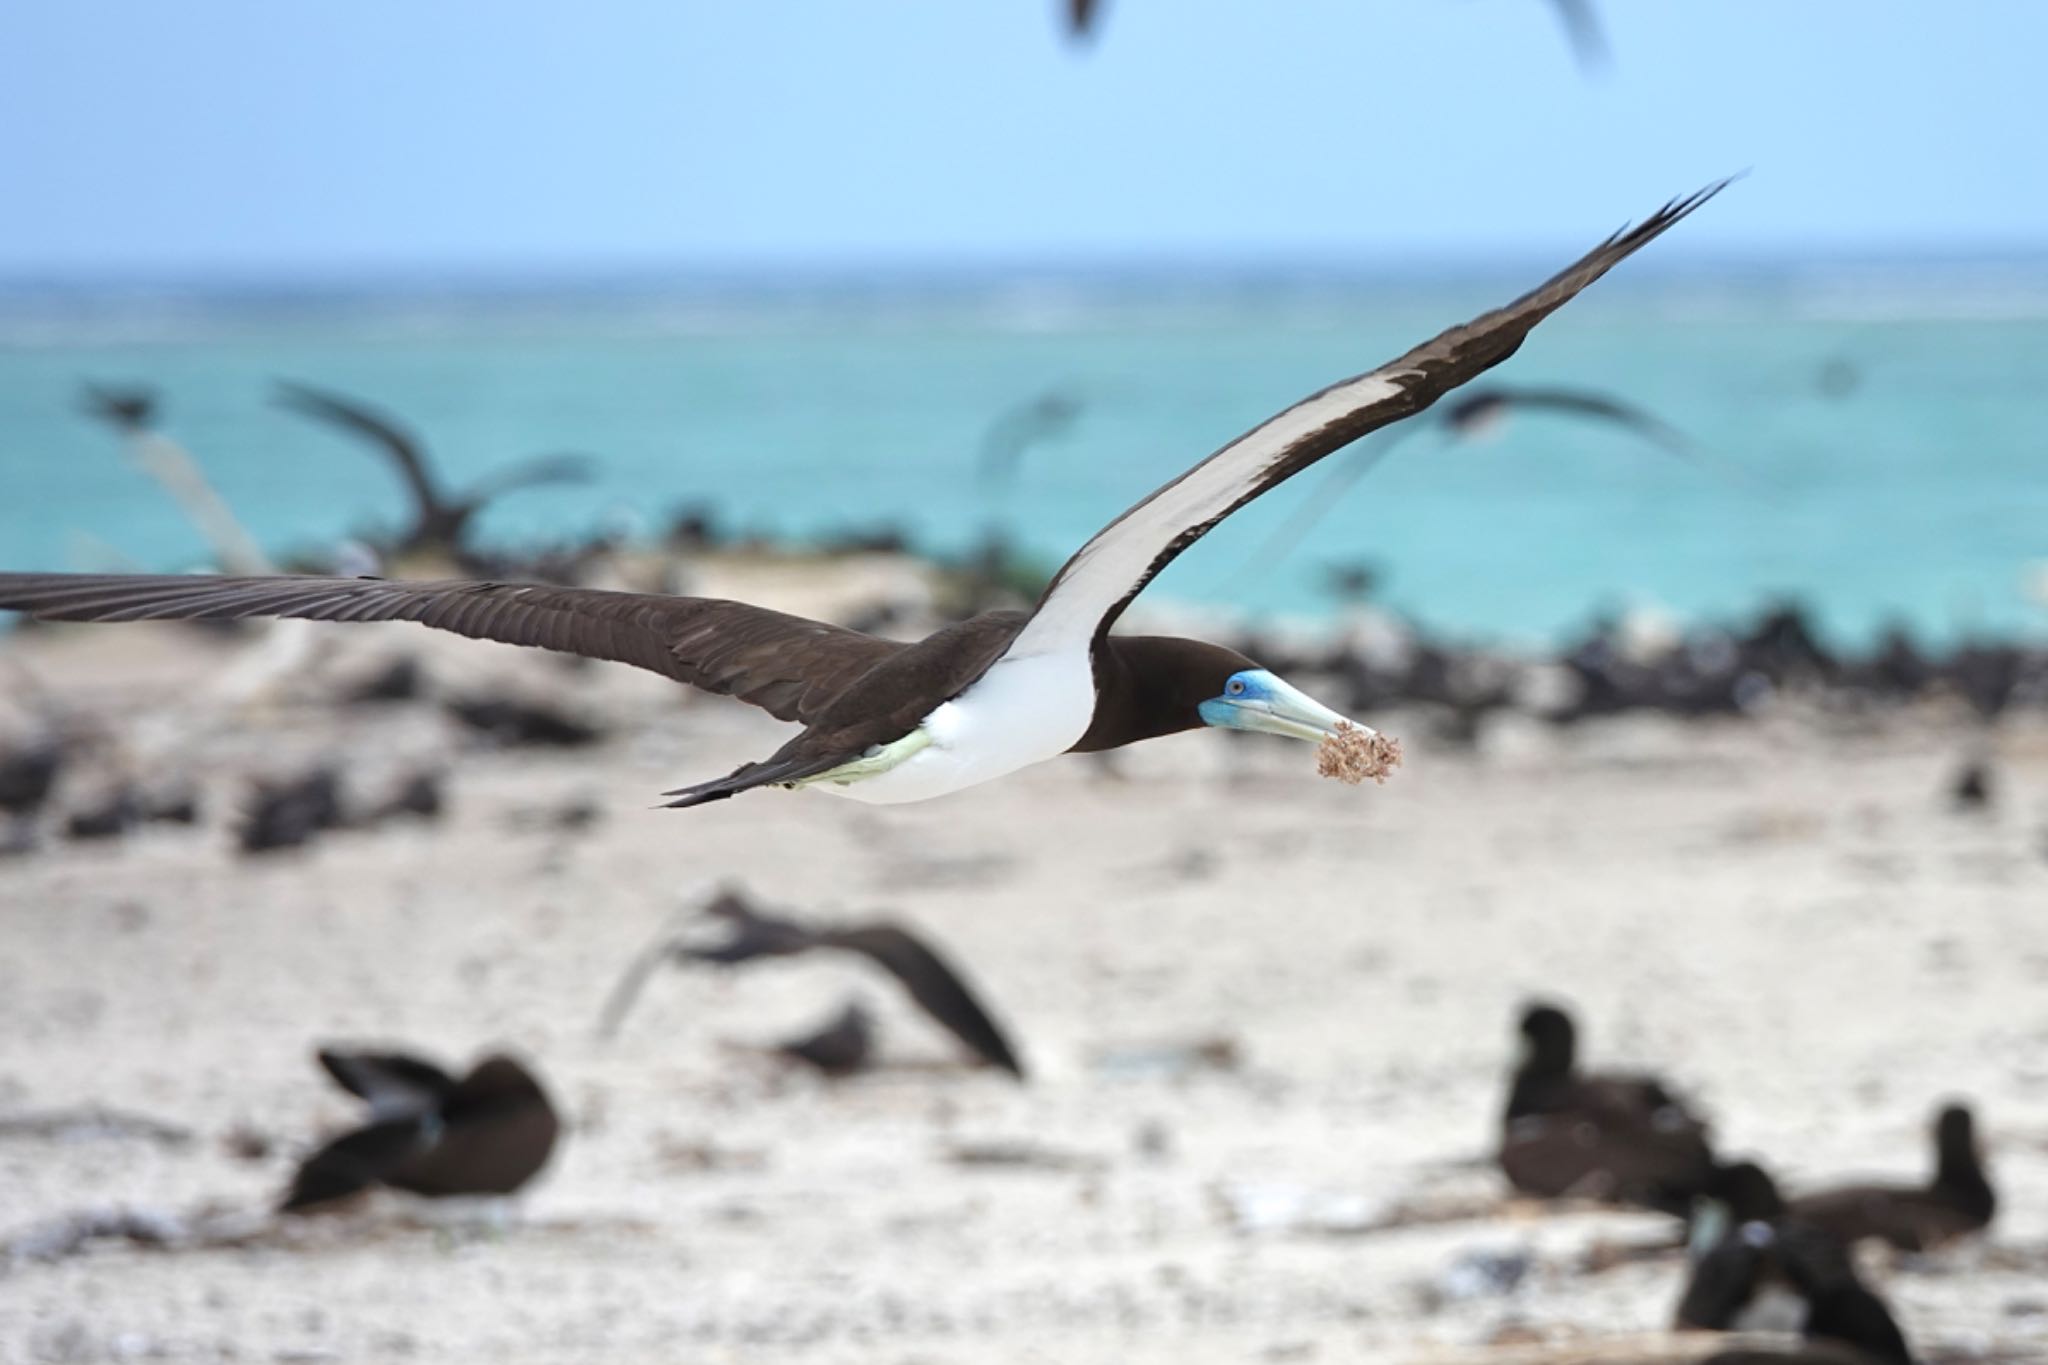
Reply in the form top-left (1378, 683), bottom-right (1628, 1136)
top-left (1316, 722), bottom-right (1402, 785)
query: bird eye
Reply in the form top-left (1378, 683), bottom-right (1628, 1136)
top-left (1226, 677), bottom-right (1246, 696)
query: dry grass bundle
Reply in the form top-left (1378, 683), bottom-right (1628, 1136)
top-left (1316, 722), bottom-right (1402, 785)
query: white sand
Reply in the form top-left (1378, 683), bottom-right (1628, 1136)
top-left (1, 621), bottom-right (2045, 1364)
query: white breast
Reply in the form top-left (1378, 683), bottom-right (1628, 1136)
top-left (818, 648), bottom-right (1097, 805)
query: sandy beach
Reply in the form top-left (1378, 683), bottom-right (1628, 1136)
top-left (2, 603), bottom-right (2046, 1365)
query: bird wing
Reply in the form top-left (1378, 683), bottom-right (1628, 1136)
top-left (273, 380), bottom-right (447, 528)
top-left (1548, 0), bottom-right (1612, 75)
top-left (1002, 180), bottom-right (1729, 657)
top-left (1484, 384), bottom-right (1696, 456)
top-left (0, 573), bottom-right (903, 725)
top-left (280, 1116), bottom-right (433, 1211)
top-left (823, 923), bottom-right (1025, 1077)
top-left (316, 1048), bottom-right (458, 1116)
top-left (460, 453), bottom-right (600, 506)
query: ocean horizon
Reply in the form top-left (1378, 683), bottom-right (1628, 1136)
top-left (2, 255), bottom-right (2044, 650)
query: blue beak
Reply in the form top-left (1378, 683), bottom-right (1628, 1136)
top-left (1198, 670), bottom-right (1361, 743)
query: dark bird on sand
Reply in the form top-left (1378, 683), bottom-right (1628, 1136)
top-left (272, 380), bottom-right (597, 559)
top-left (603, 887), bottom-right (1024, 1077)
top-left (444, 693), bottom-right (606, 748)
top-left (0, 185), bottom-right (1727, 813)
top-left (1948, 759), bottom-right (1993, 812)
top-left (283, 1048), bottom-right (559, 1212)
top-left (1500, 1003), bottom-right (1716, 1216)
top-left (1785, 1103), bottom-right (1994, 1253)
top-left (238, 767), bottom-right (347, 855)
top-left (1689, 1219), bottom-right (1914, 1365)
top-left (1677, 1160), bottom-right (1802, 1331)
top-left (0, 740), bottom-right (66, 819)
top-left (776, 1000), bottom-right (877, 1077)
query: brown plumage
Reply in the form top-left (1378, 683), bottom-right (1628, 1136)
top-left (602, 888), bottom-right (1025, 1077)
top-left (282, 1048), bottom-right (559, 1212)
top-left (0, 184), bottom-right (1727, 810)
top-left (1499, 1003), bottom-right (1716, 1215)
top-left (1785, 1103), bottom-right (1994, 1252)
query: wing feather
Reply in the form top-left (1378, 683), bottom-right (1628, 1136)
top-left (1007, 180), bottom-right (1731, 656)
top-left (0, 572), bottom-right (900, 725)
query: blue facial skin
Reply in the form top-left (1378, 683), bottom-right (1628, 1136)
top-left (1198, 670), bottom-right (1279, 730)
top-left (1198, 668), bottom-right (1354, 742)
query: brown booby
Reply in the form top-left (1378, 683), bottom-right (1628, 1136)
top-left (601, 887), bottom-right (1024, 1077)
top-left (1784, 1102), bottom-right (1995, 1253)
top-left (273, 381), bottom-right (597, 559)
top-left (1688, 1221), bottom-right (1915, 1365)
top-left (0, 185), bottom-right (1725, 810)
top-left (282, 1047), bottom-right (560, 1212)
top-left (1499, 1002), bottom-right (1717, 1215)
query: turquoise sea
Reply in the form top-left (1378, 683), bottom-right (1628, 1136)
top-left (1, 258), bottom-right (2045, 648)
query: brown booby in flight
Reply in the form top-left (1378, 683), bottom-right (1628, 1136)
top-left (1499, 1002), bottom-right (1718, 1215)
top-left (601, 887), bottom-right (1024, 1077)
top-left (272, 381), bottom-right (596, 558)
top-left (0, 184), bottom-right (1725, 810)
top-left (282, 1047), bottom-right (560, 1212)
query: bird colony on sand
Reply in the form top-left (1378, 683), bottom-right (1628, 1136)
top-left (0, 180), bottom-right (2038, 1361)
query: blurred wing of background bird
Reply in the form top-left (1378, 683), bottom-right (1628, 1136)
top-left (316, 1048), bottom-right (459, 1118)
top-left (274, 381), bottom-right (447, 536)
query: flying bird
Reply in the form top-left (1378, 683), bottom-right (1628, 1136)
top-left (282, 1047), bottom-right (560, 1212)
top-left (978, 389), bottom-right (1085, 491)
top-left (601, 887), bottom-right (1025, 1077)
top-left (0, 184), bottom-right (1726, 811)
top-left (1499, 1002), bottom-right (1717, 1216)
top-left (1547, 0), bottom-right (1612, 76)
top-left (1783, 1102), bottom-right (1995, 1253)
top-left (272, 381), bottom-right (596, 559)
top-left (1245, 381), bottom-right (1700, 577)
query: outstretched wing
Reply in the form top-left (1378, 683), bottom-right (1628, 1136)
top-left (316, 1048), bottom-right (457, 1117)
top-left (1482, 385), bottom-right (1695, 457)
top-left (1004, 180), bottom-right (1731, 657)
top-left (461, 453), bottom-right (600, 506)
top-left (274, 380), bottom-right (446, 525)
top-left (825, 924), bottom-right (1025, 1077)
top-left (0, 573), bottom-right (901, 725)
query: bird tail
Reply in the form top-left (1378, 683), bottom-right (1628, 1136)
top-left (659, 753), bottom-right (846, 809)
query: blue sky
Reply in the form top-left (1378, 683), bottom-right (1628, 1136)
top-left (3, 2), bottom-right (2045, 277)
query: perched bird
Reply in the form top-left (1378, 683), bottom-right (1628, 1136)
top-left (237, 768), bottom-right (347, 855)
top-left (0, 739), bottom-right (65, 819)
top-left (776, 1000), bottom-right (877, 1077)
top-left (602, 887), bottom-right (1025, 1077)
top-left (1499, 1003), bottom-right (1717, 1215)
top-left (282, 1048), bottom-right (559, 1212)
top-left (273, 380), bottom-right (596, 560)
top-left (1786, 1103), bottom-right (1995, 1253)
top-left (1692, 1221), bottom-right (1915, 1365)
top-left (1677, 1162), bottom-right (1802, 1332)
top-left (0, 185), bottom-right (1726, 811)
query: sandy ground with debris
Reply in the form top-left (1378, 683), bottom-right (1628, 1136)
top-left (2, 605), bottom-right (2047, 1365)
